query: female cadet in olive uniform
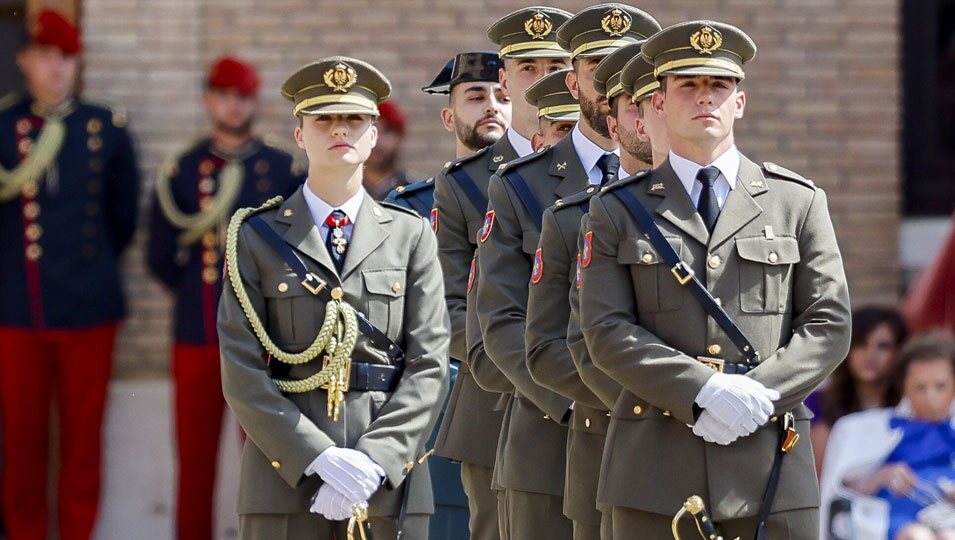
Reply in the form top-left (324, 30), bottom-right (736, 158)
top-left (217, 57), bottom-right (450, 540)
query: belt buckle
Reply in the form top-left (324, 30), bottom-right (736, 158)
top-left (781, 411), bottom-right (800, 453)
top-left (670, 262), bottom-right (694, 285)
top-left (697, 356), bottom-right (725, 372)
top-left (302, 273), bottom-right (327, 295)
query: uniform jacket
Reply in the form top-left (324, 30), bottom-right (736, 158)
top-left (383, 177), bottom-right (434, 218)
top-left (146, 137), bottom-right (302, 344)
top-left (578, 153), bottom-right (852, 520)
top-left (217, 188), bottom-right (450, 518)
top-left (0, 95), bottom-right (140, 328)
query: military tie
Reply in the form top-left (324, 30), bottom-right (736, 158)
top-left (696, 166), bottom-right (721, 234)
top-left (596, 152), bottom-right (620, 186)
top-left (324, 209), bottom-right (350, 273)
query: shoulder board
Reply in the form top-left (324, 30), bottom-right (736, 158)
top-left (761, 162), bottom-right (814, 188)
top-left (0, 92), bottom-right (22, 113)
top-left (82, 98), bottom-right (128, 128)
top-left (379, 200), bottom-right (423, 217)
top-left (598, 169), bottom-right (651, 194)
top-left (553, 184), bottom-right (602, 212)
top-left (444, 145), bottom-right (491, 173)
top-left (498, 146), bottom-right (549, 176)
top-left (394, 178), bottom-right (435, 196)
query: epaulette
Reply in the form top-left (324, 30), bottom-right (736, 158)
top-left (84, 98), bottom-right (128, 128)
top-left (761, 162), bottom-right (815, 189)
top-left (443, 145), bottom-right (491, 174)
top-left (393, 178), bottom-right (435, 196)
top-left (498, 146), bottom-right (549, 176)
top-left (263, 133), bottom-right (308, 175)
top-left (552, 184), bottom-right (601, 212)
top-left (597, 169), bottom-right (651, 194)
top-left (161, 137), bottom-right (209, 177)
top-left (379, 200), bottom-right (423, 217)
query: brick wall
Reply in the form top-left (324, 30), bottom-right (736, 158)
top-left (76, 0), bottom-right (900, 378)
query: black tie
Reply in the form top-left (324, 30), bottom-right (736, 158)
top-left (696, 166), bottom-right (721, 234)
top-left (324, 209), bottom-right (350, 273)
top-left (596, 153), bottom-right (620, 186)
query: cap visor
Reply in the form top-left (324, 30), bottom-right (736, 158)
top-left (659, 66), bottom-right (744, 80)
top-left (542, 111), bottom-right (580, 122)
top-left (298, 103), bottom-right (380, 116)
top-left (504, 49), bottom-right (571, 59)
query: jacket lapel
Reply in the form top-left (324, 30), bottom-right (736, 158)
top-left (340, 197), bottom-right (392, 280)
top-left (708, 154), bottom-right (766, 251)
top-left (549, 136), bottom-right (589, 199)
top-left (274, 188), bottom-right (339, 278)
top-left (649, 159), bottom-right (710, 246)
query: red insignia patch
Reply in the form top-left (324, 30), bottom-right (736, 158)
top-left (430, 208), bottom-right (438, 233)
top-left (581, 231), bottom-right (594, 268)
top-left (575, 253), bottom-right (583, 289)
top-left (467, 257), bottom-right (476, 294)
top-left (480, 210), bottom-right (495, 242)
top-left (530, 248), bottom-right (544, 284)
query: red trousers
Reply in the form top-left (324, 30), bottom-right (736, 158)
top-left (172, 343), bottom-right (227, 540)
top-left (0, 324), bottom-right (117, 540)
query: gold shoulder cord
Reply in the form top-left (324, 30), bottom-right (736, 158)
top-left (156, 158), bottom-right (245, 246)
top-left (0, 118), bottom-right (65, 202)
top-left (225, 201), bottom-right (359, 420)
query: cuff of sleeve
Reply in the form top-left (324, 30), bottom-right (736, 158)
top-left (354, 439), bottom-right (408, 489)
top-left (273, 436), bottom-right (336, 488)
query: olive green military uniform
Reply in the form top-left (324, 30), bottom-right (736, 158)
top-left (218, 57), bottom-right (450, 540)
top-left (579, 22), bottom-right (852, 539)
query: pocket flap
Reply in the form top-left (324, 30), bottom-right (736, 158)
top-left (736, 236), bottom-right (800, 265)
top-left (261, 272), bottom-right (313, 298)
top-left (522, 231), bottom-right (541, 254)
top-left (617, 237), bottom-right (681, 265)
top-left (362, 269), bottom-right (406, 297)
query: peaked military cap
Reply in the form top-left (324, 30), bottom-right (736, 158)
top-left (556, 4), bottom-right (660, 60)
top-left (422, 58), bottom-right (455, 94)
top-left (593, 41), bottom-right (644, 99)
top-left (281, 56), bottom-right (391, 116)
top-left (524, 68), bottom-right (579, 122)
top-left (641, 20), bottom-right (756, 80)
top-left (487, 6), bottom-right (573, 59)
top-left (449, 51), bottom-right (503, 88)
top-left (620, 50), bottom-right (659, 102)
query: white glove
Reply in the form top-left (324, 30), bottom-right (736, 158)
top-left (309, 447), bottom-right (385, 502)
top-left (695, 372), bottom-right (779, 435)
top-left (692, 409), bottom-right (739, 445)
top-left (309, 483), bottom-right (356, 521)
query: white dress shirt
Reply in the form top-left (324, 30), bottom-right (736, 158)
top-left (506, 128), bottom-right (534, 158)
top-left (571, 124), bottom-right (620, 186)
top-left (302, 182), bottom-right (365, 242)
top-left (668, 146), bottom-right (740, 210)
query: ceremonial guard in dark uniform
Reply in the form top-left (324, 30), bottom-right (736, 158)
top-left (145, 55), bottom-right (303, 540)
top-left (578, 21), bottom-right (851, 540)
top-left (0, 10), bottom-right (140, 540)
top-left (474, 5), bottom-right (658, 539)
top-left (218, 56), bottom-right (449, 540)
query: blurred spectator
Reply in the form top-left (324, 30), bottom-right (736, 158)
top-left (364, 100), bottom-right (414, 200)
top-left (820, 331), bottom-right (955, 540)
top-left (809, 307), bottom-right (909, 475)
top-left (903, 213), bottom-right (955, 336)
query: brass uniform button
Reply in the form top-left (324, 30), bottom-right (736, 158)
top-left (391, 282), bottom-right (401, 293)
top-left (277, 282), bottom-right (289, 293)
top-left (87, 137), bottom-right (103, 152)
top-left (257, 178), bottom-right (271, 193)
top-left (199, 177), bottom-right (215, 194)
top-left (21, 183), bottom-right (38, 198)
top-left (199, 198), bottom-right (212, 211)
top-left (18, 138), bottom-right (32, 154)
top-left (641, 252), bottom-right (653, 264)
top-left (632, 405), bottom-right (643, 415)
top-left (270, 460), bottom-right (281, 469)
top-left (87, 118), bottom-right (102, 133)
top-left (584, 418), bottom-right (591, 428)
top-left (255, 160), bottom-right (269, 174)
top-left (16, 118), bottom-right (31, 135)
top-left (25, 223), bottom-right (42, 241)
top-left (199, 160), bottom-right (215, 176)
top-left (707, 344), bottom-right (722, 356)
top-left (330, 287), bottom-right (344, 300)
top-left (25, 244), bottom-right (42, 261)
top-left (202, 232), bottom-right (217, 248)
top-left (708, 255), bottom-right (721, 269)
top-left (202, 251), bottom-right (219, 266)
top-left (768, 252), bottom-right (779, 264)
top-left (23, 202), bottom-right (40, 220)
top-left (202, 267), bottom-right (219, 284)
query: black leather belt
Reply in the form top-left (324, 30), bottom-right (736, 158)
top-left (350, 362), bottom-right (402, 392)
top-left (696, 356), bottom-right (756, 375)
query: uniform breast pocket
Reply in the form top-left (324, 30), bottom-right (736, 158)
top-left (362, 268), bottom-right (406, 338)
top-left (261, 272), bottom-right (319, 346)
top-left (618, 237), bottom-right (684, 312)
top-left (735, 236), bottom-right (801, 313)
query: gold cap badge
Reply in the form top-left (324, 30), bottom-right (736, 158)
top-left (324, 62), bottom-right (358, 93)
top-left (524, 11), bottom-right (554, 40)
top-left (690, 25), bottom-right (723, 55)
top-left (601, 9), bottom-right (632, 37)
